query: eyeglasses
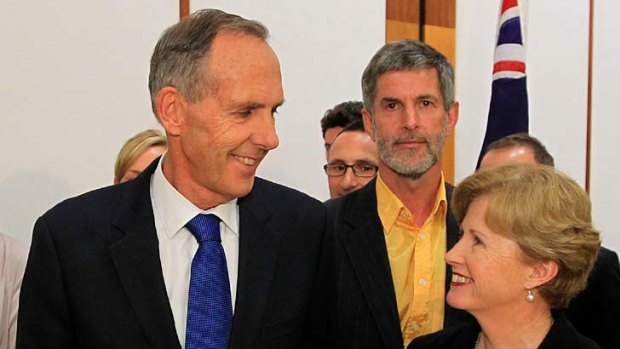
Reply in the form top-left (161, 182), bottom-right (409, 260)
top-left (323, 163), bottom-right (379, 178)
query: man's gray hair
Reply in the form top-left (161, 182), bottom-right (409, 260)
top-left (148, 9), bottom-right (269, 115)
top-left (361, 40), bottom-right (454, 114)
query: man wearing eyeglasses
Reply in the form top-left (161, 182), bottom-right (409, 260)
top-left (323, 119), bottom-right (379, 198)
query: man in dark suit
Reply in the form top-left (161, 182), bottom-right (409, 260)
top-left (316, 40), bottom-right (472, 349)
top-left (17, 9), bottom-right (325, 349)
top-left (479, 132), bottom-right (620, 349)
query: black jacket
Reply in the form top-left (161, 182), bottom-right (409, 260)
top-left (17, 159), bottom-right (327, 349)
top-left (409, 311), bottom-right (601, 349)
top-left (315, 179), bottom-right (472, 349)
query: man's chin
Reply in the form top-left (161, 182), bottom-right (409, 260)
top-left (385, 161), bottom-right (432, 179)
top-left (233, 176), bottom-right (256, 198)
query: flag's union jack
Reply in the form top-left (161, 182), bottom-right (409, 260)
top-left (476, 0), bottom-right (529, 168)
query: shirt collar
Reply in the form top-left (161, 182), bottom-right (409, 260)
top-left (375, 172), bottom-right (447, 234)
top-left (151, 155), bottom-right (239, 240)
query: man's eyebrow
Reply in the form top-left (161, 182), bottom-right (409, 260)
top-left (416, 94), bottom-right (439, 101)
top-left (380, 97), bottom-right (401, 104)
top-left (354, 159), bottom-right (379, 164)
top-left (233, 100), bottom-right (285, 110)
top-left (232, 102), bottom-right (264, 110)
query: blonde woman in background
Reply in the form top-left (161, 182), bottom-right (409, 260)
top-left (114, 129), bottom-right (167, 184)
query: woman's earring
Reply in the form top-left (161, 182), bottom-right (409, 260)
top-left (526, 289), bottom-right (535, 303)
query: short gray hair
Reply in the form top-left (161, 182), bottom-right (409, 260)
top-left (361, 40), bottom-right (454, 114)
top-left (148, 9), bottom-right (269, 116)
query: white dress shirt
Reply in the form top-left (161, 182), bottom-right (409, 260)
top-left (150, 157), bottom-right (239, 348)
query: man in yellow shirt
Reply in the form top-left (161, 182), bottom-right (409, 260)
top-left (319, 40), bottom-right (472, 348)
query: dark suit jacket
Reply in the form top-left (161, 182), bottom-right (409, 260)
top-left (566, 246), bottom-right (620, 349)
top-left (318, 179), bottom-right (472, 349)
top-left (17, 160), bottom-right (326, 349)
top-left (601, 286), bottom-right (620, 349)
top-left (408, 311), bottom-right (601, 349)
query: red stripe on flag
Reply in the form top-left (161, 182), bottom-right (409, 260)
top-left (493, 61), bottom-right (526, 74)
top-left (501, 0), bottom-right (519, 13)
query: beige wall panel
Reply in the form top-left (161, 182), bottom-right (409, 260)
top-left (387, 0), bottom-right (420, 22)
top-left (425, 0), bottom-right (455, 27)
top-left (386, 19), bottom-right (420, 42)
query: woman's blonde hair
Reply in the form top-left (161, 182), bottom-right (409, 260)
top-left (452, 164), bottom-right (600, 308)
top-left (114, 129), bottom-right (167, 183)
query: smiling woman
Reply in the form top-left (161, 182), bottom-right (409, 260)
top-left (409, 164), bottom-right (602, 349)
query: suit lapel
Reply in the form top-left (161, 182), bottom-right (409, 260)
top-left (109, 159), bottom-right (181, 349)
top-left (229, 179), bottom-right (280, 349)
top-left (340, 180), bottom-right (403, 348)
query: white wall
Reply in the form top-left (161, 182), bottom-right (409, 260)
top-left (0, 1), bottom-right (177, 242)
top-left (2, 1), bottom-right (618, 253)
top-left (455, 0), bottom-right (589, 184)
top-left (591, 0), bottom-right (620, 252)
top-left (456, 0), bottom-right (619, 252)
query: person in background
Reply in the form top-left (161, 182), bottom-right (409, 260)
top-left (410, 164), bottom-right (602, 348)
top-left (479, 132), bottom-right (620, 349)
top-left (324, 119), bottom-right (379, 198)
top-left (320, 101), bottom-right (363, 156)
top-left (479, 132), bottom-right (553, 169)
top-left (18, 9), bottom-right (326, 349)
top-left (0, 233), bottom-right (27, 349)
top-left (114, 129), bottom-right (167, 184)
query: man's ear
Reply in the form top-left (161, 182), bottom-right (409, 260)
top-left (446, 101), bottom-right (459, 133)
top-left (362, 108), bottom-right (375, 142)
top-left (155, 86), bottom-right (185, 137)
top-left (526, 260), bottom-right (559, 289)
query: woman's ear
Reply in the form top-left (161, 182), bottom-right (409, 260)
top-left (526, 260), bottom-right (559, 289)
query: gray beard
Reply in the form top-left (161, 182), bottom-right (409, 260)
top-left (375, 123), bottom-right (447, 180)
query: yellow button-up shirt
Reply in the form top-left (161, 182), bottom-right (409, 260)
top-left (376, 174), bottom-right (447, 347)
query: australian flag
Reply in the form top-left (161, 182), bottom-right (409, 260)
top-left (476, 0), bottom-right (529, 168)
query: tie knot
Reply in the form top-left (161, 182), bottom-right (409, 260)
top-left (186, 214), bottom-right (221, 243)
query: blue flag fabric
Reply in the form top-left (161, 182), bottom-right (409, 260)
top-left (476, 0), bottom-right (529, 168)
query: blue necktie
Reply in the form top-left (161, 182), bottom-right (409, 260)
top-left (185, 214), bottom-right (232, 349)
